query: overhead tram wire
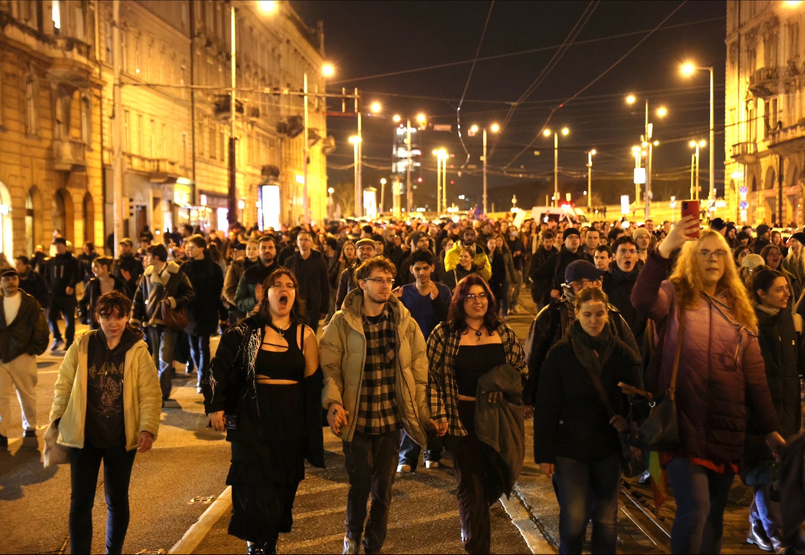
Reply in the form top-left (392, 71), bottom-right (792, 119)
top-left (330, 15), bottom-right (725, 86)
top-left (456, 1), bottom-right (495, 170)
top-left (501, 0), bottom-right (689, 172)
top-left (490, 0), bottom-right (600, 158)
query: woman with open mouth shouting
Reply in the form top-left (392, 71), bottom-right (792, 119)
top-left (205, 268), bottom-right (325, 555)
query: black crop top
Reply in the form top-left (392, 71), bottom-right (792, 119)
top-left (255, 322), bottom-right (306, 381)
top-left (454, 343), bottom-right (507, 397)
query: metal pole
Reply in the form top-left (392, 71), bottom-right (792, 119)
top-left (353, 140), bottom-right (359, 217)
top-left (379, 179), bottom-right (385, 213)
top-left (587, 151), bottom-right (592, 212)
top-left (112, 0), bottom-right (123, 256)
top-left (442, 156), bottom-right (447, 212)
top-left (635, 149), bottom-right (641, 208)
top-left (709, 67), bottom-right (715, 205)
top-left (436, 155), bottom-right (441, 214)
top-left (690, 153), bottom-right (695, 199)
top-left (695, 146), bottom-right (701, 200)
top-left (406, 119), bottom-right (412, 214)
top-left (553, 132), bottom-right (558, 207)
top-left (645, 100), bottom-right (651, 221)
top-left (227, 5), bottom-right (237, 225)
top-left (303, 72), bottom-right (308, 223)
top-left (355, 88), bottom-right (362, 218)
top-left (482, 129), bottom-right (488, 214)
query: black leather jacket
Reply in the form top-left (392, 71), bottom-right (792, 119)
top-left (0, 291), bottom-right (49, 363)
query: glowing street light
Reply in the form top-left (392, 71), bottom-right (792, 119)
top-left (392, 114), bottom-right (401, 123)
top-left (561, 127), bottom-right (569, 136)
top-left (656, 106), bottom-right (668, 118)
top-left (370, 102), bottom-right (382, 114)
top-left (680, 60), bottom-right (714, 207)
top-left (626, 94), bottom-right (637, 105)
top-left (416, 113), bottom-right (427, 125)
top-left (258, 1), bottom-right (278, 14)
top-left (321, 63), bottom-right (335, 78)
top-left (470, 124), bottom-right (479, 134)
top-left (490, 123), bottom-right (500, 133)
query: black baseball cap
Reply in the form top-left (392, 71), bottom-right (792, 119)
top-left (564, 260), bottom-right (605, 284)
top-left (0, 267), bottom-right (18, 278)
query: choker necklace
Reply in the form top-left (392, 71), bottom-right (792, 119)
top-left (466, 323), bottom-right (483, 338)
top-left (268, 322), bottom-right (289, 337)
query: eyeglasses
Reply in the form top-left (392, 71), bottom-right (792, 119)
top-left (364, 278), bottom-right (395, 286)
top-left (466, 292), bottom-right (489, 301)
top-left (570, 279), bottom-right (601, 291)
top-left (697, 249), bottom-right (727, 259)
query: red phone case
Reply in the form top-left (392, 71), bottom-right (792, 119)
top-left (680, 200), bottom-right (700, 237)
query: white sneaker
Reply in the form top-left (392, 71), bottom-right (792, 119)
top-left (425, 460), bottom-right (440, 469)
top-left (343, 536), bottom-right (359, 555)
top-left (396, 463), bottom-right (412, 473)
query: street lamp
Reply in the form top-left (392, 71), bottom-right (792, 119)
top-left (586, 149), bottom-right (596, 212)
top-left (689, 139), bottom-right (707, 200)
top-left (432, 149), bottom-right (448, 213)
top-left (349, 136), bottom-right (361, 217)
top-left (321, 63), bottom-right (334, 78)
top-left (680, 61), bottom-right (715, 208)
top-left (257, 1), bottom-right (278, 14)
top-left (471, 123), bottom-right (500, 214)
top-left (543, 127), bottom-right (569, 207)
top-left (625, 94), bottom-right (667, 218)
top-left (379, 177), bottom-right (387, 213)
top-left (370, 102), bottom-right (382, 114)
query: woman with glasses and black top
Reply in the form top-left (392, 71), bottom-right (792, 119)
top-left (427, 273), bottom-right (527, 554)
top-left (206, 268), bottom-right (324, 555)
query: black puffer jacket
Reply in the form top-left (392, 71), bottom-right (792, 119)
top-left (523, 299), bottom-right (639, 405)
top-left (181, 255), bottom-right (225, 336)
top-left (534, 323), bottom-right (642, 464)
top-left (284, 249), bottom-right (330, 317)
top-left (45, 252), bottom-right (80, 298)
top-left (602, 260), bottom-right (647, 347)
top-left (744, 306), bottom-right (805, 470)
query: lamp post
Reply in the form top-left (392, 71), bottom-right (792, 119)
top-left (681, 63), bottom-right (715, 207)
top-left (543, 127), bottom-right (569, 207)
top-left (349, 136), bottom-right (361, 216)
top-left (689, 140), bottom-right (706, 200)
top-left (586, 149), bottom-right (596, 212)
top-left (432, 149), bottom-right (448, 213)
top-left (379, 177), bottom-right (387, 213)
top-left (470, 123), bottom-right (499, 214)
top-left (626, 95), bottom-right (667, 219)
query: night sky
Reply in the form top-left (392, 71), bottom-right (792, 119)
top-left (292, 0), bottom-right (727, 213)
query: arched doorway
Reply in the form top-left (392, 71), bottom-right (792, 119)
top-left (52, 188), bottom-right (74, 244)
top-left (0, 181), bottom-right (13, 257)
top-left (82, 192), bottom-right (94, 244)
top-left (787, 164), bottom-right (800, 227)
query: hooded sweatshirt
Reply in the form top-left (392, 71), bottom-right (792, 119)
top-left (85, 327), bottom-right (144, 448)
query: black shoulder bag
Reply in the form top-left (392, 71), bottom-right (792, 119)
top-left (583, 365), bottom-right (646, 478)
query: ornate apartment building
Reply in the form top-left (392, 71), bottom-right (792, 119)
top-left (0, 0), bottom-right (328, 257)
top-left (726, 0), bottom-right (805, 226)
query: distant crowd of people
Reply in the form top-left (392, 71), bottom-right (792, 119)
top-left (1, 213), bottom-right (804, 554)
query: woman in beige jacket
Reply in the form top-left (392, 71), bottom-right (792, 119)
top-left (48, 291), bottom-right (161, 554)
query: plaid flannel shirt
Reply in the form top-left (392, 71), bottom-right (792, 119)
top-left (427, 322), bottom-right (526, 437)
top-left (355, 304), bottom-right (401, 434)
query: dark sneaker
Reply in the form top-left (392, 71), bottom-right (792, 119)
top-left (64, 341), bottom-right (73, 351)
top-left (50, 338), bottom-right (64, 351)
top-left (0, 434), bottom-right (7, 449)
top-left (23, 430), bottom-right (36, 438)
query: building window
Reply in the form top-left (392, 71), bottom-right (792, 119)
top-left (220, 128), bottom-right (225, 162)
top-left (147, 44), bottom-right (152, 81)
top-left (198, 120), bottom-right (204, 158)
top-left (135, 37), bottom-right (141, 76)
top-left (137, 114), bottom-right (143, 154)
top-left (209, 123), bottom-right (216, 160)
top-left (791, 23), bottom-right (800, 59)
top-left (25, 70), bottom-right (37, 136)
top-left (123, 110), bottom-right (130, 151)
top-left (181, 3), bottom-right (187, 31)
top-left (73, 1), bottom-right (84, 41)
top-left (52, 0), bottom-right (61, 34)
top-left (162, 123), bottom-right (167, 159)
top-left (121, 30), bottom-right (128, 72)
top-left (81, 94), bottom-right (91, 145)
top-left (148, 119), bottom-right (155, 157)
top-left (105, 22), bottom-right (113, 63)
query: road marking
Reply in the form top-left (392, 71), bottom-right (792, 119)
top-left (499, 494), bottom-right (556, 554)
top-left (168, 486), bottom-right (231, 555)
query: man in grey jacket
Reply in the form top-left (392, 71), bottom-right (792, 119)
top-left (321, 257), bottom-right (435, 555)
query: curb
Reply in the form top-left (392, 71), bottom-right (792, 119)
top-left (498, 494), bottom-right (556, 554)
top-left (169, 486), bottom-right (232, 554)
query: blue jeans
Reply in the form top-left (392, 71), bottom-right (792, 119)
top-left (399, 430), bottom-right (443, 471)
top-left (666, 456), bottom-right (735, 554)
top-left (188, 333), bottom-right (211, 390)
top-left (553, 453), bottom-right (621, 554)
top-left (48, 296), bottom-right (77, 343)
top-left (146, 326), bottom-right (177, 400)
top-left (69, 442), bottom-right (137, 554)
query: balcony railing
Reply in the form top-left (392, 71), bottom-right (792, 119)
top-left (124, 154), bottom-right (184, 182)
top-left (748, 67), bottom-right (779, 98)
top-left (767, 122), bottom-right (805, 146)
top-left (731, 142), bottom-right (759, 162)
top-left (52, 138), bottom-right (87, 171)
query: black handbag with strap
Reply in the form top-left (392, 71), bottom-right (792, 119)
top-left (582, 363), bottom-right (646, 478)
top-left (619, 310), bottom-right (684, 452)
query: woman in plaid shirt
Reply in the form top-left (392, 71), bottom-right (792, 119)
top-left (427, 273), bottom-right (527, 554)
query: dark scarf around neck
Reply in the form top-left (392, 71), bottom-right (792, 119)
top-left (569, 319), bottom-right (614, 376)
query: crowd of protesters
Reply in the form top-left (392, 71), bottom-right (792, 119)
top-left (0, 213), bottom-right (804, 554)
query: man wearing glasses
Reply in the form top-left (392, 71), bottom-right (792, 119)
top-left (523, 260), bottom-right (639, 405)
top-left (603, 236), bottom-right (648, 349)
top-left (321, 257), bottom-right (437, 555)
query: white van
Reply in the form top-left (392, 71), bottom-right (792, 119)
top-left (529, 206), bottom-right (587, 226)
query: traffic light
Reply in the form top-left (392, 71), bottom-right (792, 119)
top-left (128, 198), bottom-right (135, 218)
